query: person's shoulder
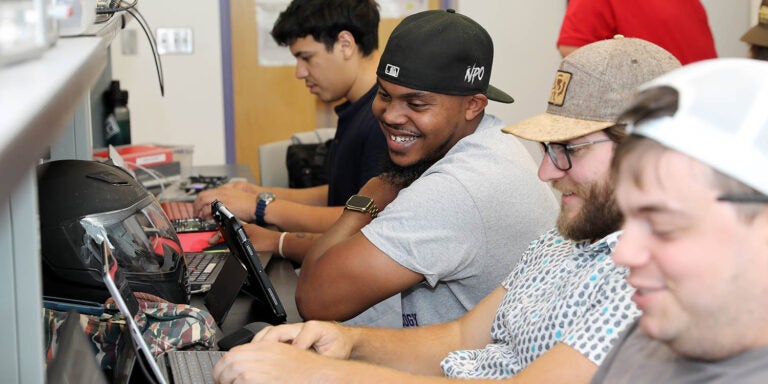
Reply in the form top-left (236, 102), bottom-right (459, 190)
top-left (528, 228), bottom-right (566, 251)
top-left (451, 114), bottom-right (513, 150)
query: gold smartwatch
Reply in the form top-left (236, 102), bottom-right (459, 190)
top-left (344, 195), bottom-right (379, 218)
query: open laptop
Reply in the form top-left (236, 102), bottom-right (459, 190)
top-left (158, 199), bottom-right (226, 294)
top-left (203, 250), bottom-right (248, 326)
top-left (187, 251), bottom-right (229, 294)
top-left (101, 241), bottom-right (171, 384)
top-left (102, 240), bottom-right (227, 384)
top-left (210, 199), bottom-right (287, 324)
top-left (46, 309), bottom-right (109, 384)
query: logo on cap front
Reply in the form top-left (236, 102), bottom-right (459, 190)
top-left (385, 64), bottom-right (400, 78)
top-left (548, 71), bottom-right (572, 107)
top-left (464, 64), bottom-right (485, 85)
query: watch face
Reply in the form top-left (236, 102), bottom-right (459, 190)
top-left (346, 195), bottom-right (372, 210)
top-left (258, 192), bottom-right (275, 202)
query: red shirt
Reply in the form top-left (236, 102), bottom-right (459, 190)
top-left (557, 0), bottom-right (717, 65)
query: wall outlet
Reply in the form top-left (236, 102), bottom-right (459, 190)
top-left (156, 27), bottom-right (193, 55)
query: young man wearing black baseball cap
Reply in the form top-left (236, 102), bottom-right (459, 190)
top-left (288, 8), bottom-right (556, 328)
top-left (213, 16), bottom-right (679, 384)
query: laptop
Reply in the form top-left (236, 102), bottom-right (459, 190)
top-left (186, 248), bottom-right (271, 295)
top-left (187, 251), bottom-right (229, 294)
top-left (159, 199), bottom-right (230, 294)
top-left (102, 241), bottom-right (227, 384)
top-left (210, 199), bottom-right (287, 324)
top-left (101, 242), bottom-right (171, 384)
top-left (203, 251), bottom-right (248, 326)
top-left (46, 309), bottom-right (109, 384)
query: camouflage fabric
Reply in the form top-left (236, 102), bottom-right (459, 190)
top-left (43, 300), bottom-right (217, 370)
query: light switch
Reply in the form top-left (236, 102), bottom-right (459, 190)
top-left (156, 27), bottom-right (194, 55)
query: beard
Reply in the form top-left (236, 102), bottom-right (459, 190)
top-left (556, 179), bottom-right (623, 241)
top-left (379, 155), bottom-right (440, 189)
top-left (379, 133), bottom-right (454, 189)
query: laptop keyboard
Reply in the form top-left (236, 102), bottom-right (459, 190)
top-left (187, 252), bottom-right (225, 284)
top-left (166, 350), bottom-right (225, 384)
top-left (161, 201), bottom-right (195, 221)
top-left (161, 201), bottom-right (218, 233)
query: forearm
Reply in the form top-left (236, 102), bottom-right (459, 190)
top-left (243, 224), bottom-right (319, 264)
top-left (299, 209), bottom-right (372, 284)
top-left (265, 201), bottom-right (343, 233)
top-left (262, 185), bottom-right (328, 206)
top-left (278, 232), bottom-right (321, 264)
top-left (348, 322), bottom-right (463, 376)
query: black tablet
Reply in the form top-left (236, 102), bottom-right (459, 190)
top-left (210, 200), bottom-right (287, 324)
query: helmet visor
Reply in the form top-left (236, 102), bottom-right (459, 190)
top-left (63, 195), bottom-right (183, 274)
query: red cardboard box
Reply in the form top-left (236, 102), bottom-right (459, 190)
top-left (93, 144), bottom-right (181, 170)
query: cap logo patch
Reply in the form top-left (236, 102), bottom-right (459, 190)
top-left (384, 64), bottom-right (400, 78)
top-left (464, 64), bottom-right (485, 85)
top-left (760, 5), bottom-right (768, 24)
top-left (548, 70), bottom-right (572, 107)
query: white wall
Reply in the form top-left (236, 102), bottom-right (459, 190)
top-left (457, 1), bottom-right (565, 133)
top-left (701, 0), bottom-right (752, 58)
top-left (110, 1), bottom-right (225, 166)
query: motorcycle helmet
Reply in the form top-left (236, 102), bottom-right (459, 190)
top-left (38, 159), bottom-right (190, 304)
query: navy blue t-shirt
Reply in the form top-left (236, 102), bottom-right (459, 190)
top-left (326, 85), bottom-right (388, 206)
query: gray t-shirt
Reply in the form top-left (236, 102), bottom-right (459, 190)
top-left (361, 114), bottom-right (558, 327)
top-left (592, 322), bottom-right (768, 383)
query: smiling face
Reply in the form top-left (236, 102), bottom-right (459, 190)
top-left (537, 130), bottom-right (621, 241)
top-left (613, 144), bottom-right (768, 359)
top-left (289, 34), bottom-right (355, 103)
top-left (372, 79), bottom-right (485, 170)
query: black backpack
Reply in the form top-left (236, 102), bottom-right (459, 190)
top-left (285, 139), bottom-right (331, 188)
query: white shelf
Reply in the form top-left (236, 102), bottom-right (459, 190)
top-left (0, 11), bottom-right (124, 199)
top-left (0, 13), bottom-right (123, 383)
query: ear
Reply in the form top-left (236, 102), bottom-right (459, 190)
top-left (464, 94), bottom-right (489, 121)
top-left (336, 30), bottom-right (357, 59)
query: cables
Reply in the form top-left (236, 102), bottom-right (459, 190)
top-left (124, 4), bottom-right (165, 97)
top-left (96, 0), bottom-right (138, 14)
top-left (92, 1), bottom-right (165, 96)
top-left (125, 161), bottom-right (169, 194)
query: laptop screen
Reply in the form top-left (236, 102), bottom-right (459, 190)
top-left (46, 310), bottom-right (109, 384)
top-left (100, 243), bottom-right (168, 384)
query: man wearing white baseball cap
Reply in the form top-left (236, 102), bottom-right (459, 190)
top-left (593, 58), bottom-right (768, 382)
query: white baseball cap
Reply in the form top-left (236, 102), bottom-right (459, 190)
top-left (628, 58), bottom-right (768, 195)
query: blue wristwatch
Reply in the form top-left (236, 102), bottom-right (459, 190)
top-left (255, 192), bottom-right (275, 226)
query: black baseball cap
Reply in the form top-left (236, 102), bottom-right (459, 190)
top-left (377, 9), bottom-right (514, 103)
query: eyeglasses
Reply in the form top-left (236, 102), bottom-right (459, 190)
top-left (541, 139), bottom-right (613, 171)
top-left (717, 195), bottom-right (768, 203)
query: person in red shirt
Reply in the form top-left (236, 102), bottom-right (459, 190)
top-left (557, 0), bottom-right (717, 65)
